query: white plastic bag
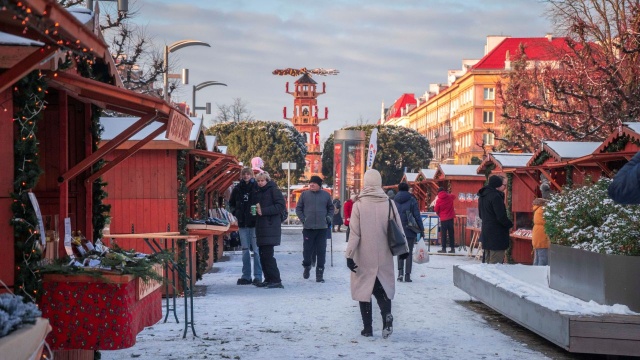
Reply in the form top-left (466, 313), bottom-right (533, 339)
top-left (413, 235), bottom-right (429, 264)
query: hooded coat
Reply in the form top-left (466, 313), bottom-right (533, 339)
top-left (434, 191), bottom-right (456, 221)
top-left (608, 150), bottom-right (640, 204)
top-left (393, 190), bottom-right (424, 240)
top-left (254, 180), bottom-right (286, 246)
top-left (477, 185), bottom-right (513, 251)
top-left (532, 198), bottom-right (549, 249)
top-left (343, 198), bottom-right (354, 226)
top-left (346, 170), bottom-right (400, 302)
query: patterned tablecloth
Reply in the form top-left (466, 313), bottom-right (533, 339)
top-left (39, 274), bottom-right (161, 350)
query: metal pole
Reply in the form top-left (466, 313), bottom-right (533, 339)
top-left (287, 165), bottom-right (291, 225)
top-left (163, 45), bottom-right (169, 101)
top-left (191, 85), bottom-right (196, 116)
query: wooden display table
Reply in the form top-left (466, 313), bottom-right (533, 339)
top-left (466, 227), bottom-right (483, 260)
top-left (510, 234), bottom-right (533, 264)
top-left (40, 272), bottom-right (161, 358)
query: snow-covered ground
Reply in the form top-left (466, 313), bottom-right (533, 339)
top-left (101, 228), bottom-right (631, 360)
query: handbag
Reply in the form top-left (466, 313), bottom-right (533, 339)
top-left (387, 199), bottom-right (409, 256)
top-left (413, 234), bottom-right (430, 264)
top-left (405, 209), bottom-right (421, 233)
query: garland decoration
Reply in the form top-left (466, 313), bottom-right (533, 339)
top-left (565, 166), bottom-right (574, 189)
top-left (177, 150), bottom-right (188, 275)
top-left (531, 152), bottom-right (551, 166)
top-left (10, 70), bottom-right (48, 302)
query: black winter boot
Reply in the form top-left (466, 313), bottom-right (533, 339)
top-left (316, 267), bottom-right (325, 283)
top-left (404, 274), bottom-right (412, 282)
top-left (359, 302), bottom-right (373, 337)
top-left (303, 266), bottom-right (311, 279)
top-left (382, 313), bottom-right (393, 339)
top-left (372, 281), bottom-right (392, 339)
top-left (397, 263), bottom-right (404, 282)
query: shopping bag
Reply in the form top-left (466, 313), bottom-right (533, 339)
top-left (413, 235), bottom-right (429, 264)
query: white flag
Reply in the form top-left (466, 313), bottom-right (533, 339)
top-left (366, 128), bottom-right (378, 170)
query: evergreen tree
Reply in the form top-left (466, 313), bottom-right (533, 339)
top-left (206, 121), bottom-right (306, 187)
top-left (322, 125), bottom-right (433, 186)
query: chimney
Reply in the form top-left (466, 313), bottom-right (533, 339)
top-left (546, 33), bottom-right (553, 42)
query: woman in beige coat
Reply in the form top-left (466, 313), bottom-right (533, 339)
top-left (346, 169), bottom-right (406, 338)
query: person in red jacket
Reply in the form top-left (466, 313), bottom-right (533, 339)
top-left (434, 187), bottom-right (456, 253)
top-left (343, 194), bottom-right (355, 242)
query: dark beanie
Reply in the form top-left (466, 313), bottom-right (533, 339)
top-left (437, 187), bottom-right (445, 193)
top-left (309, 175), bottom-right (323, 187)
top-left (488, 175), bottom-right (504, 189)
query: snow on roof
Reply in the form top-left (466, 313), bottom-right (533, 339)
top-left (68, 6), bottom-right (94, 25)
top-left (439, 165), bottom-right (484, 177)
top-left (624, 122), bottom-right (640, 134)
top-left (489, 153), bottom-right (534, 168)
top-left (419, 168), bottom-right (437, 179)
top-left (205, 135), bottom-right (217, 152)
top-left (100, 116), bottom-right (201, 142)
top-left (0, 32), bottom-right (43, 46)
top-left (403, 172), bottom-right (418, 182)
top-left (545, 141), bottom-right (601, 159)
top-left (218, 146), bottom-right (228, 154)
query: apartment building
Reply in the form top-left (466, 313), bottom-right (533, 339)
top-left (409, 35), bottom-right (570, 165)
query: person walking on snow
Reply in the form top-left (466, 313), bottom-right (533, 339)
top-left (346, 169), bottom-right (402, 339)
top-left (393, 182), bottom-right (425, 282)
top-left (229, 167), bottom-right (262, 285)
top-left (434, 187), bottom-right (456, 253)
top-left (332, 197), bottom-right (343, 232)
top-left (343, 194), bottom-right (355, 242)
top-left (296, 175), bottom-right (334, 283)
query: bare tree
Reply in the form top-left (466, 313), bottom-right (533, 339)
top-left (214, 98), bottom-right (255, 123)
top-left (499, 0), bottom-right (640, 150)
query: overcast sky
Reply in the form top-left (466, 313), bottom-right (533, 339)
top-left (127, 0), bottom-right (553, 140)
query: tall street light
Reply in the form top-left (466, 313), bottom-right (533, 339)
top-left (192, 81), bottom-right (227, 117)
top-left (281, 162), bottom-right (297, 225)
top-left (87, 0), bottom-right (128, 12)
top-left (163, 40), bottom-right (210, 101)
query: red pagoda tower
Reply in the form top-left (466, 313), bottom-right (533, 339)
top-left (274, 67), bottom-right (338, 180)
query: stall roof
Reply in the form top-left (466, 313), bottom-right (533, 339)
top-left (595, 122), bottom-right (640, 153)
top-left (527, 140), bottom-right (601, 166)
top-left (625, 122), bottom-right (640, 134)
top-left (205, 135), bottom-right (217, 152)
top-left (438, 165), bottom-right (485, 177)
top-left (218, 146), bottom-right (228, 154)
top-left (418, 168), bottom-right (437, 180)
top-left (402, 172), bottom-right (419, 183)
top-left (477, 152), bottom-right (533, 173)
top-left (99, 116), bottom-right (202, 149)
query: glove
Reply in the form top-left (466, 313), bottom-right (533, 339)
top-left (398, 253), bottom-right (409, 260)
top-left (421, 232), bottom-right (426, 239)
top-left (326, 215), bottom-right (332, 225)
top-left (347, 258), bottom-right (358, 273)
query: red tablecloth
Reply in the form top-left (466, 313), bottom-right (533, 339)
top-left (40, 275), bottom-right (161, 350)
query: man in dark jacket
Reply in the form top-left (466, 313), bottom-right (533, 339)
top-left (393, 182), bottom-right (425, 282)
top-left (295, 175), bottom-right (334, 283)
top-left (434, 187), bottom-right (456, 254)
top-left (477, 175), bottom-right (513, 264)
top-left (229, 168), bottom-right (262, 285)
top-left (608, 150), bottom-right (640, 204)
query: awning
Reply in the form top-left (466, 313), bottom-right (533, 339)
top-left (47, 71), bottom-right (192, 184)
top-left (0, 0), bottom-right (110, 93)
top-left (187, 149), bottom-right (242, 193)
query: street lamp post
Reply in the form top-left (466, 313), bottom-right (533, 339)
top-left (281, 162), bottom-right (297, 225)
top-left (87, 0), bottom-right (128, 12)
top-left (163, 40), bottom-right (211, 101)
top-left (192, 81), bottom-right (227, 117)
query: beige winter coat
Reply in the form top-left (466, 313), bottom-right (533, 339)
top-left (345, 170), bottom-right (400, 302)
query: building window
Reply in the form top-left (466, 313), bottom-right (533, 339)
top-left (483, 133), bottom-right (495, 145)
top-left (483, 87), bottom-right (495, 100)
top-left (483, 111), bottom-right (494, 123)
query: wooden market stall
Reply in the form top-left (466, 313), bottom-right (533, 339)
top-left (414, 168), bottom-right (438, 211)
top-left (433, 165), bottom-right (485, 247)
top-left (0, 2), bottom-right (193, 358)
top-left (478, 152), bottom-right (534, 264)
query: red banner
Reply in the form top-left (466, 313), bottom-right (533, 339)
top-left (334, 142), bottom-right (342, 195)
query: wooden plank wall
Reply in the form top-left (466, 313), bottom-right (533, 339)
top-left (569, 315), bottom-right (640, 356)
top-left (103, 149), bottom-right (178, 253)
top-left (0, 88), bottom-right (14, 289)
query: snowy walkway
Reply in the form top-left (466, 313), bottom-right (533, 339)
top-left (101, 228), bottom-right (558, 360)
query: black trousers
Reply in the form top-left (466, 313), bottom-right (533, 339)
top-left (259, 245), bottom-right (281, 283)
top-left (302, 229), bottom-right (327, 269)
top-left (398, 238), bottom-right (415, 275)
top-left (440, 219), bottom-right (455, 250)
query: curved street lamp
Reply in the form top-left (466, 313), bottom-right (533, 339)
top-left (192, 81), bottom-right (227, 116)
top-left (163, 40), bottom-right (210, 101)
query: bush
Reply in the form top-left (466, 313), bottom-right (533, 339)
top-left (544, 178), bottom-right (640, 256)
top-left (0, 293), bottom-right (41, 338)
